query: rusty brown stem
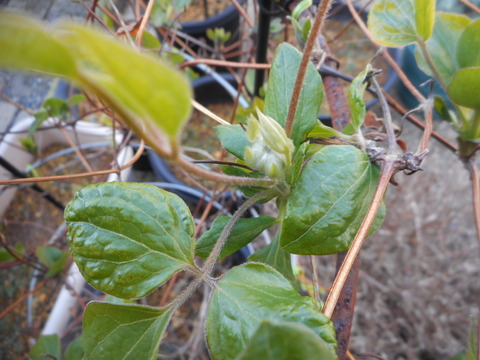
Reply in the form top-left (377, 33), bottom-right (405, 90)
top-left (285, 0), bottom-right (334, 137)
top-left (135, 0), bottom-right (155, 47)
top-left (385, 93), bottom-right (458, 153)
top-left (323, 160), bottom-right (396, 318)
top-left (331, 251), bottom-right (360, 359)
top-left (458, 0), bottom-right (480, 13)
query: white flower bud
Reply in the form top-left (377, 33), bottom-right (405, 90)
top-left (244, 109), bottom-right (294, 180)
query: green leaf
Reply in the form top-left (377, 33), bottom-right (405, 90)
top-left (264, 43), bottom-right (323, 146)
top-left (0, 12), bottom-right (77, 77)
top-left (369, 0), bottom-right (417, 47)
top-left (434, 96), bottom-right (455, 123)
top-left (238, 319), bottom-right (337, 360)
top-left (64, 336), bottom-right (84, 360)
top-left (448, 67), bottom-right (480, 110)
top-left (36, 246), bottom-right (70, 277)
top-left (308, 122), bottom-right (344, 139)
top-left (65, 182), bottom-right (195, 299)
top-left (19, 136), bottom-right (38, 154)
top-left (457, 19), bottom-right (480, 69)
top-left (249, 233), bottom-right (296, 286)
top-left (0, 243), bottom-right (25, 262)
top-left (215, 124), bottom-right (251, 160)
top-left (29, 334), bottom-right (61, 360)
top-left (82, 302), bottom-right (174, 360)
top-left (196, 216), bottom-right (277, 260)
top-left (415, 13), bottom-right (471, 85)
top-left (43, 98), bottom-right (70, 119)
top-left (68, 94), bottom-right (87, 106)
top-left (280, 145), bottom-right (384, 255)
top-left (137, 31), bottom-right (162, 50)
top-left (349, 65), bottom-right (371, 130)
top-left (56, 24), bottom-right (192, 140)
top-left (289, 142), bottom-right (308, 185)
top-left (414, 0), bottom-right (436, 41)
top-left (206, 263), bottom-right (337, 360)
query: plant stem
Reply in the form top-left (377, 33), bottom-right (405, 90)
top-left (417, 40), bottom-right (448, 90)
top-left (384, 92), bottom-right (458, 153)
top-left (467, 159), bottom-right (480, 247)
top-left (323, 160), bottom-right (396, 318)
top-left (177, 156), bottom-right (276, 187)
top-left (285, 0), bottom-right (334, 137)
top-left (0, 140), bottom-right (145, 185)
top-left (458, 0), bottom-right (480, 13)
top-left (344, 0), bottom-right (426, 104)
top-left (201, 189), bottom-right (278, 275)
top-left (310, 256), bottom-right (321, 303)
top-left (370, 76), bottom-right (397, 152)
top-left (170, 277), bottom-right (204, 312)
top-left (135, 0), bottom-right (155, 47)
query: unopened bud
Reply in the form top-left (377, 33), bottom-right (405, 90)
top-left (244, 109), bottom-right (294, 180)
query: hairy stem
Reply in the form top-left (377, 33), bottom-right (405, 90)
top-left (323, 160), bottom-right (396, 318)
top-left (201, 189), bottom-right (278, 275)
top-left (285, 0), bottom-right (334, 137)
top-left (177, 156), bottom-right (276, 187)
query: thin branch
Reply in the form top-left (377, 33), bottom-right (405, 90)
top-left (467, 159), bottom-right (480, 247)
top-left (458, 0), bottom-right (480, 13)
top-left (370, 76), bottom-right (397, 152)
top-left (231, 0), bottom-right (253, 27)
top-left (108, 0), bottom-right (135, 46)
top-left (417, 91), bottom-right (434, 154)
top-left (0, 140), bottom-right (144, 185)
top-left (285, 0), bottom-right (334, 137)
top-left (0, 279), bottom-right (48, 320)
top-left (323, 160), bottom-right (396, 318)
top-left (344, 0), bottom-right (426, 104)
top-left (191, 100), bottom-right (230, 125)
top-left (201, 189), bottom-right (278, 275)
top-left (0, 93), bottom-right (34, 115)
top-left (135, 0), bottom-right (155, 47)
top-left (385, 93), bottom-right (458, 153)
top-left (310, 256), bottom-right (321, 303)
top-left (180, 59), bottom-right (270, 70)
top-left (177, 156), bottom-right (276, 187)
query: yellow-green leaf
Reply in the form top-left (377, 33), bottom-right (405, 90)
top-left (415, 0), bottom-right (436, 41)
top-left (369, 0), bottom-right (417, 47)
top-left (0, 12), bottom-right (76, 77)
top-left (55, 24), bottom-right (192, 140)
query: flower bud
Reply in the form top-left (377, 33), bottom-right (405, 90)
top-left (244, 109), bottom-right (294, 180)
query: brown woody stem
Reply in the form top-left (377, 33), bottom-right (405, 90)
top-left (323, 160), bottom-right (396, 318)
top-left (285, 0), bottom-right (334, 137)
